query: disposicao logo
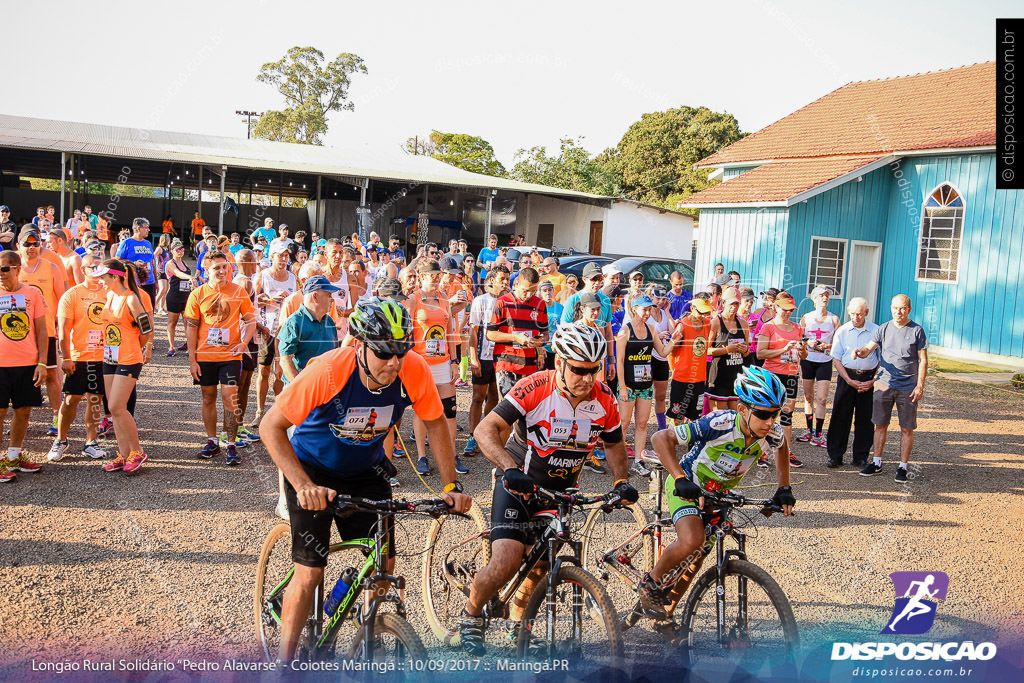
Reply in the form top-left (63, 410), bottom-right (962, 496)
top-left (883, 571), bottom-right (948, 635)
top-left (830, 571), bottom-right (997, 662)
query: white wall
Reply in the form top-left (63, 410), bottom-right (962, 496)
top-left (604, 202), bottom-right (694, 259)
top-left (519, 194), bottom-right (606, 252)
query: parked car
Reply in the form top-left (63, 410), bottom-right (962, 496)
top-left (557, 254), bottom-right (613, 280)
top-left (607, 257), bottom-right (695, 291)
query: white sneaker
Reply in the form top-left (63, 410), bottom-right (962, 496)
top-left (47, 440), bottom-right (69, 462)
top-left (81, 441), bottom-right (107, 459)
top-left (389, 476), bottom-right (401, 488)
top-left (275, 498), bottom-right (290, 521)
top-left (630, 459), bottom-right (651, 477)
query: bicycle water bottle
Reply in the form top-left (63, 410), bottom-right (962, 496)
top-left (324, 567), bottom-right (358, 617)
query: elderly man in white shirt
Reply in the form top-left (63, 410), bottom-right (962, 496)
top-left (825, 297), bottom-right (879, 468)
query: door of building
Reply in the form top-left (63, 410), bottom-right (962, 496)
top-left (846, 241), bottom-right (882, 321)
top-left (536, 224), bottom-right (554, 249)
top-left (589, 221), bottom-right (603, 255)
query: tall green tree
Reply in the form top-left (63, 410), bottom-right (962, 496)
top-left (608, 106), bottom-right (741, 209)
top-left (509, 137), bottom-right (617, 196)
top-left (404, 130), bottom-right (506, 177)
top-left (253, 46), bottom-right (367, 145)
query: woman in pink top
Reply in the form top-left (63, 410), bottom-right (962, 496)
top-left (756, 291), bottom-right (806, 467)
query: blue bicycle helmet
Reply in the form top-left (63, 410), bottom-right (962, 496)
top-left (734, 366), bottom-right (787, 410)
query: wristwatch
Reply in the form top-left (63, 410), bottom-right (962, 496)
top-left (442, 481), bottom-right (464, 494)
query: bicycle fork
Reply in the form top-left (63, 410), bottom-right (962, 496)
top-left (715, 530), bottom-right (749, 647)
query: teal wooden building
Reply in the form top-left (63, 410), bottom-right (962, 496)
top-left (682, 62), bottom-right (1024, 367)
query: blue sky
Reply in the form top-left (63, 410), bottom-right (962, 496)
top-left (6, 0), bottom-right (1010, 166)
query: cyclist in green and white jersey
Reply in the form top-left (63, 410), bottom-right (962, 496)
top-left (644, 365), bottom-right (796, 616)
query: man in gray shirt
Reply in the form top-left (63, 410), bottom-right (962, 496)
top-left (854, 294), bottom-right (928, 483)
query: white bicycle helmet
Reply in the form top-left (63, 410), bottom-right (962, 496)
top-left (551, 322), bottom-right (607, 363)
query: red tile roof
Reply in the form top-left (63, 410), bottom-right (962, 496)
top-left (699, 62), bottom-right (995, 167)
top-left (680, 156), bottom-right (886, 206)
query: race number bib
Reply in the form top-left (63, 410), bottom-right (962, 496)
top-left (779, 349), bottom-right (795, 364)
top-left (179, 279), bottom-right (193, 293)
top-left (549, 417), bottom-right (590, 448)
top-left (207, 328), bottom-right (230, 347)
top-left (343, 407), bottom-right (376, 430)
top-left (87, 330), bottom-right (103, 350)
top-left (633, 364), bottom-right (652, 383)
top-left (512, 330), bottom-right (533, 350)
top-left (425, 339), bottom-right (446, 357)
top-left (712, 452), bottom-right (742, 476)
top-left (103, 345), bottom-right (119, 364)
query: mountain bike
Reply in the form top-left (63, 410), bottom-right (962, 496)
top-left (255, 495), bottom-right (454, 667)
top-left (422, 484), bottom-right (625, 668)
top-left (580, 454), bottom-right (799, 669)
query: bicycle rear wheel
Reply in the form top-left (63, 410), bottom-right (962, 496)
top-left (421, 499), bottom-right (490, 646)
top-left (680, 559), bottom-right (799, 674)
top-left (254, 523), bottom-right (295, 662)
top-left (347, 613), bottom-right (427, 680)
top-left (517, 565), bottom-right (624, 676)
top-left (580, 503), bottom-right (654, 617)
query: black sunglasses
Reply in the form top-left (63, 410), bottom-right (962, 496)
top-left (565, 362), bottom-right (601, 376)
top-left (0, 265), bottom-right (20, 273)
top-left (750, 407), bottom-right (780, 421)
top-left (371, 347), bottom-right (409, 361)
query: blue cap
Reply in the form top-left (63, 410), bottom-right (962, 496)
top-left (632, 295), bottom-right (655, 309)
top-left (316, 239), bottom-right (327, 247)
top-left (0, 205), bottom-right (9, 212)
top-left (303, 275), bottom-right (340, 294)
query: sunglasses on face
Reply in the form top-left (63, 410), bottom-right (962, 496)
top-left (565, 362), bottom-right (601, 376)
top-left (371, 347), bottom-right (409, 361)
top-left (0, 265), bottom-right (20, 273)
top-left (750, 407), bottom-right (780, 421)
top-left (21, 242), bottom-right (40, 248)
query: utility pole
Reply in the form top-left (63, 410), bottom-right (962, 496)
top-left (236, 110), bottom-right (262, 139)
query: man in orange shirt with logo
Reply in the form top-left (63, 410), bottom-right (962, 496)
top-left (185, 252), bottom-right (258, 465)
top-left (667, 297), bottom-right (714, 425)
top-left (0, 250), bottom-right (48, 482)
top-left (50, 253), bottom-right (108, 462)
top-left (18, 226), bottom-right (67, 436)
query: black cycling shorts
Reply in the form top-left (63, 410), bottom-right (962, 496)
top-left (258, 336), bottom-right (277, 366)
top-left (668, 380), bottom-right (705, 421)
top-left (286, 460), bottom-right (396, 568)
top-left (489, 475), bottom-right (550, 547)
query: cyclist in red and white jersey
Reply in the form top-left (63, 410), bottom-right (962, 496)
top-left (457, 322), bottom-right (639, 655)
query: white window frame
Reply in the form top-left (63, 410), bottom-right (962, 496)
top-left (806, 235), bottom-right (848, 298)
top-left (915, 182), bottom-right (965, 285)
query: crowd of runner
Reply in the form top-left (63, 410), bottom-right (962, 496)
top-left (0, 211), bottom-right (927, 488)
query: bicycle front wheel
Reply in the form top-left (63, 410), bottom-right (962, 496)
top-left (580, 503), bottom-right (653, 617)
top-left (680, 559), bottom-right (799, 674)
top-left (347, 613), bottom-right (427, 678)
top-left (421, 499), bottom-right (490, 646)
top-left (254, 523), bottom-right (295, 662)
top-left (517, 565), bottom-right (624, 674)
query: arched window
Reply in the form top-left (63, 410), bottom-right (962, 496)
top-left (917, 183), bottom-right (964, 283)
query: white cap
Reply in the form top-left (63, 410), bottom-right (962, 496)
top-left (269, 242), bottom-right (290, 256)
top-left (602, 263), bottom-right (623, 276)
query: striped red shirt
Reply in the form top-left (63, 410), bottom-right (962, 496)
top-left (488, 292), bottom-right (547, 374)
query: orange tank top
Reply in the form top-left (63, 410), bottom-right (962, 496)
top-left (18, 258), bottom-right (61, 336)
top-left (102, 292), bottom-right (143, 365)
top-left (407, 290), bottom-right (451, 365)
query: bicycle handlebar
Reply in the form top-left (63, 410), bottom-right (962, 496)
top-left (701, 490), bottom-right (793, 518)
top-left (534, 486), bottom-right (622, 509)
top-left (327, 495), bottom-right (455, 516)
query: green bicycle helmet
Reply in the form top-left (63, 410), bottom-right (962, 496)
top-left (348, 297), bottom-right (414, 355)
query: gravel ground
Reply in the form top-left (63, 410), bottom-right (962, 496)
top-left (2, 321), bottom-right (1023, 681)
